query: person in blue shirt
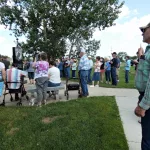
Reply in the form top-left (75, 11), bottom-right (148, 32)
top-left (125, 56), bottom-right (131, 83)
top-left (78, 48), bottom-right (90, 97)
top-left (105, 58), bottom-right (111, 84)
top-left (58, 59), bottom-right (63, 78)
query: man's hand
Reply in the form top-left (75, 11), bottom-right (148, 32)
top-left (134, 106), bottom-right (146, 117)
top-left (138, 47), bottom-right (144, 57)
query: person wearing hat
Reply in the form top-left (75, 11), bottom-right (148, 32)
top-left (110, 52), bottom-right (118, 86)
top-left (134, 22), bottom-right (150, 150)
top-left (78, 48), bottom-right (90, 97)
top-left (88, 55), bottom-right (93, 83)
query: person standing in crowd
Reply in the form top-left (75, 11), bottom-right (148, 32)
top-left (90, 56), bottom-right (101, 87)
top-left (105, 58), bottom-right (111, 84)
top-left (2, 56), bottom-right (10, 71)
top-left (134, 22), bottom-right (150, 150)
top-left (48, 61), bottom-right (61, 87)
top-left (125, 56), bottom-right (131, 83)
top-left (64, 57), bottom-right (70, 78)
top-left (110, 52), bottom-right (118, 86)
top-left (27, 57), bottom-right (35, 84)
top-left (116, 56), bottom-right (120, 82)
top-left (88, 56), bottom-right (93, 84)
top-left (58, 59), bottom-right (63, 78)
top-left (55, 59), bottom-right (59, 68)
top-left (71, 59), bottom-right (77, 78)
top-left (100, 57), bottom-right (105, 83)
top-left (78, 48), bottom-right (90, 97)
top-left (33, 52), bottom-right (49, 106)
top-left (0, 57), bottom-right (6, 98)
top-left (23, 59), bottom-right (28, 71)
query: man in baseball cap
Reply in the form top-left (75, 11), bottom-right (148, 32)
top-left (78, 48), bottom-right (90, 97)
top-left (140, 22), bottom-right (150, 33)
top-left (134, 22), bottom-right (150, 150)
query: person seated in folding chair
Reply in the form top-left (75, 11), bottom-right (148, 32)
top-left (6, 63), bottom-right (27, 100)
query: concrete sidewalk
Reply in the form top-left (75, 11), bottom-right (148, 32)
top-left (0, 84), bottom-right (141, 150)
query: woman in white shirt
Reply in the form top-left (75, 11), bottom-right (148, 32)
top-left (48, 61), bottom-right (61, 87)
top-left (90, 56), bottom-right (101, 87)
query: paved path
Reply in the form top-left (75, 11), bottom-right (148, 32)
top-left (0, 83), bottom-right (141, 150)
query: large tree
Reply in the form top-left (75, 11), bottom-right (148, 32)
top-left (0, 0), bottom-right (124, 59)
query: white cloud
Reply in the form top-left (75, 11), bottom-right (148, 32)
top-left (93, 6), bottom-right (150, 57)
top-left (119, 5), bottom-right (130, 19)
top-left (0, 37), bottom-right (6, 43)
top-left (0, 25), bottom-right (6, 31)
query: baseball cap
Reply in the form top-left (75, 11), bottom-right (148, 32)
top-left (88, 56), bottom-right (91, 58)
top-left (80, 48), bottom-right (85, 53)
top-left (140, 22), bottom-right (150, 32)
top-left (112, 52), bottom-right (117, 55)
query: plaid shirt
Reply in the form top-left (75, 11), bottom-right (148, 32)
top-left (135, 45), bottom-right (150, 110)
top-left (78, 54), bottom-right (90, 71)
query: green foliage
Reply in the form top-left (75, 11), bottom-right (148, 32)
top-left (117, 52), bottom-right (128, 62)
top-left (0, 97), bottom-right (128, 150)
top-left (0, 0), bottom-right (124, 59)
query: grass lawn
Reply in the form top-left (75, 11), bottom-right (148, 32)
top-left (0, 97), bottom-right (128, 150)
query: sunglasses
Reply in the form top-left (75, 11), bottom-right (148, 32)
top-left (142, 27), bottom-right (150, 33)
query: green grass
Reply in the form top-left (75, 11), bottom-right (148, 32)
top-left (0, 97), bottom-right (128, 150)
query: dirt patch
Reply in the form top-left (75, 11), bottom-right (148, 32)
top-left (42, 116), bottom-right (63, 124)
top-left (7, 128), bottom-right (19, 135)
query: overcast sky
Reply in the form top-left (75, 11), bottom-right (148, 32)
top-left (0, 0), bottom-right (150, 58)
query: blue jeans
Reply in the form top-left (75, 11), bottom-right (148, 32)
top-left (138, 92), bottom-right (150, 150)
top-left (0, 81), bottom-right (4, 96)
top-left (65, 67), bottom-right (70, 78)
top-left (79, 70), bottom-right (88, 96)
top-left (48, 81), bottom-right (61, 87)
top-left (88, 68), bottom-right (92, 83)
top-left (59, 70), bottom-right (63, 78)
top-left (111, 67), bottom-right (117, 85)
top-left (125, 70), bottom-right (129, 83)
top-left (72, 70), bottom-right (76, 78)
top-left (105, 70), bottom-right (111, 82)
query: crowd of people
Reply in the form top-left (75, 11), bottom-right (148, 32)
top-left (0, 22), bottom-right (150, 149)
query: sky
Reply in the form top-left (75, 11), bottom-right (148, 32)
top-left (0, 0), bottom-right (150, 58)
